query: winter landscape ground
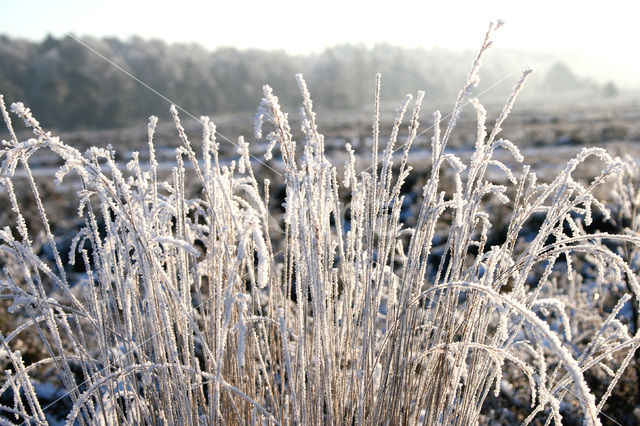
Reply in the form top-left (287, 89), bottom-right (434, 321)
top-left (1, 22), bottom-right (640, 425)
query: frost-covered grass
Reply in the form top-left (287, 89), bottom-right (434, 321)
top-left (1, 22), bottom-right (640, 425)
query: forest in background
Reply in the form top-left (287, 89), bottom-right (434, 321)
top-left (0, 34), bottom-right (618, 131)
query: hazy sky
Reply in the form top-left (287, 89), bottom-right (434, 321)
top-left (3, 0), bottom-right (639, 73)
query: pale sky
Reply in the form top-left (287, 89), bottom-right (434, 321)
top-left (2, 0), bottom-right (639, 75)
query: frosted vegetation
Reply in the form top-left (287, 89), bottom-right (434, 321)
top-left (1, 22), bottom-right (639, 425)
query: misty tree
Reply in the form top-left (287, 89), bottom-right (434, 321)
top-left (0, 35), bottom-right (606, 131)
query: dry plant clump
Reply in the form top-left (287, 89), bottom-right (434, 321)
top-left (1, 22), bottom-right (640, 425)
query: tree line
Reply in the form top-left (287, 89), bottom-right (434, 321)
top-left (0, 34), bottom-right (607, 130)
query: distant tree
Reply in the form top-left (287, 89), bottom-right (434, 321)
top-left (0, 35), bottom-right (606, 130)
top-left (543, 62), bottom-right (583, 91)
top-left (602, 80), bottom-right (619, 97)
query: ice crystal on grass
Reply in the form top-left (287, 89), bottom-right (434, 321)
top-left (1, 22), bottom-right (639, 426)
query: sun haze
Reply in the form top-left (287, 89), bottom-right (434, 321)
top-left (3, 1), bottom-right (638, 63)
